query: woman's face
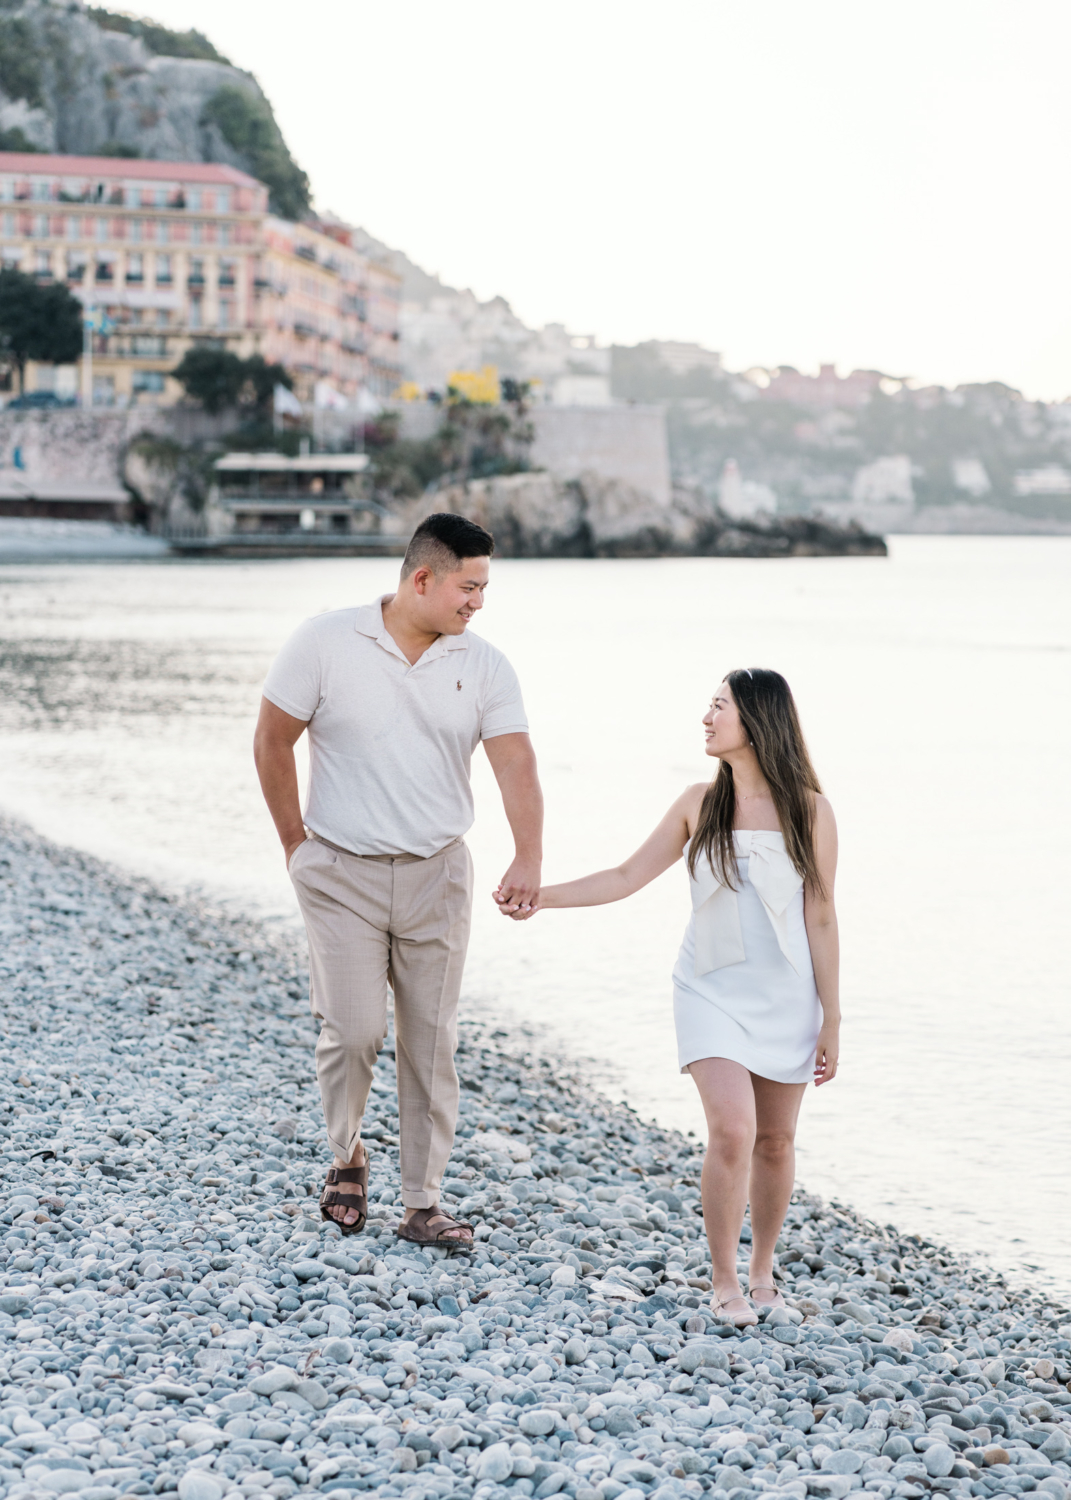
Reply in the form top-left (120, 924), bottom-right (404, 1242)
top-left (703, 681), bottom-right (749, 758)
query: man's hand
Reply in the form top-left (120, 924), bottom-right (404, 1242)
top-left (483, 733), bottom-right (544, 921)
top-left (284, 835), bottom-right (307, 871)
top-left (495, 858), bottom-right (541, 917)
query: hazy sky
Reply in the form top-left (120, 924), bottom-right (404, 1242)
top-left (143, 0), bottom-right (1071, 398)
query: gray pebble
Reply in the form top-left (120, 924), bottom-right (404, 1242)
top-left (0, 816), bottom-right (1066, 1500)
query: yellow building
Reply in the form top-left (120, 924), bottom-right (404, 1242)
top-left (0, 151), bottom-right (401, 407)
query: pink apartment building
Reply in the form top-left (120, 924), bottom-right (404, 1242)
top-left (0, 151), bottom-right (401, 406)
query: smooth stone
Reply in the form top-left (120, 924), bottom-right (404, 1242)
top-left (477, 1442), bottom-right (515, 1482)
top-left (250, 1367), bottom-right (298, 1396)
top-left (519, 1411), bottom-right (557, 1437)
top-left (923, 1444), bottom-right (956, 1478)
top-left (322, 1337), bottom-right (354, 1363)
top-left (177, 1474), bottom-right (224, 1500)
top-left (29, 1471), bottom-right (95, 1494)
top-left (821, 1451), bottom-right (864, 1475)
top-left (679, 1343), bottom-right (730, 1375)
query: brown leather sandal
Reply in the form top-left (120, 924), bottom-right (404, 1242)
top-left (396, 1207), bottom-right (473, 1249)
top-left (319, 1161), bottom-right (369, 1236)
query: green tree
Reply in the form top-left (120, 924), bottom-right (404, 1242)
top-left (86, 8), bottom-right (230, 63)
top-left (0, 269), bottom-right (82, 394)
top-left (200, 86), bottom-right (311, 220)
top-left (0, 127), bottom-right (40, 153)
top-left (171, 345), bottom-right (292, 414)
top-left (0, 17), bottom-right (43, 107)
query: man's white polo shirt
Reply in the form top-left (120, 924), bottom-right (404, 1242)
top-left (262, 595), bottom-right (528, 857)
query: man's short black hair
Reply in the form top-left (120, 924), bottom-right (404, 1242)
top-left (401, 512), bottom-right (495, 578)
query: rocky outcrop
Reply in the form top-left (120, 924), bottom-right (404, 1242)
top-left (390, 471), bottom-right (887, 558)
top-left (0, 2), bottom-right (309, 216)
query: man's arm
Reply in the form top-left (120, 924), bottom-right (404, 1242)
top-left (483, 732), bottom-right (543, 911)
top-left (253, 697), bottom-right (311, 868)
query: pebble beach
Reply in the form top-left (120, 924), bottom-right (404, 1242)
top-left (3, 818), bottom-right (1071, 1500)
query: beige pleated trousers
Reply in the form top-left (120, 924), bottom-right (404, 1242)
top-left (288, 832), bottom-right (473, 1209)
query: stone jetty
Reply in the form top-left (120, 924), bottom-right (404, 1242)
top-left (1, 818), bottom-right (1069, 1500)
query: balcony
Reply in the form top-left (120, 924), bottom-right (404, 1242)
top-left (295, 244), bottom-right (317, 262)
top-left (218, 274), bottom-right (236, 287)
top-left (66, 267), bottom-right (85, 283)
top-left (125, 273), bottom-right (143, 284)
top-left (293, 322), bottom-right (317, 339)
top-left (187, 275), bottom-right (205, 288)
top-left (155, 274), bottom-right (172, 286)
top-left (94, 267), bottom-right (114, 283)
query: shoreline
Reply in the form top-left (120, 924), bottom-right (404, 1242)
top-left (1, 818), bottom-right (1070, 1500)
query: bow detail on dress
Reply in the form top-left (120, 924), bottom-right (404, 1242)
top-left (689, 830), bottom-right (804, 977)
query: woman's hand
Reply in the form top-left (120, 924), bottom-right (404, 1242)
top-left (814, 1022), bottom-right (840, 1085)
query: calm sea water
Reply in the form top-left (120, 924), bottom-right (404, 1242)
top-left (1, 539), bottom-right (1069, 1293)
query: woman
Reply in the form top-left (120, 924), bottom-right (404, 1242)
top-left (495, 668), bottom-right (839, 1328)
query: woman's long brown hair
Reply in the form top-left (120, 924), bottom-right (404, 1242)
top-left (687, 668), bottom-right (825, 896)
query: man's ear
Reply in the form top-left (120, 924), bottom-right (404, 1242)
top-left (410, 566), bottom-right (435, 596)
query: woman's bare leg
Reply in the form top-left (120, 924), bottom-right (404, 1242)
top-left (747, 1074), bottom-right (807, 1302)
top-left (688, 1057), bottom-right (756, 1312)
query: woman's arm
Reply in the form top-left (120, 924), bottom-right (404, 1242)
top-left (804, 795), bottom-right (840, 1085)
top-left (495, 785), bottom-right (701, 917)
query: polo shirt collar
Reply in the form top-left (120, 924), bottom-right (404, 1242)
top-left (355, 594), bottom-right (471, 663)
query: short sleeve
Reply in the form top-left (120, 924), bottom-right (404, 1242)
top-left (262, 617), bottom-right (323, 721)
top-left (480, 652), bottom-right (529, 740)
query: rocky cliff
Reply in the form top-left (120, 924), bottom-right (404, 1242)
top-left (392, 472), bottom-right (888, 559)
top-left (0, 1), bottom-right (310, 217)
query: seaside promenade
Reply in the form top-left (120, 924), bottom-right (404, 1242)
top-left (1, 818), bottom-right (1070, 1500)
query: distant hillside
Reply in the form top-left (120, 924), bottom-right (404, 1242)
top-left (0, 0), bottom-right (310, 217)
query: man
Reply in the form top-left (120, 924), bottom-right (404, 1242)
top-left (253, 513), bottom-right (542, 1246)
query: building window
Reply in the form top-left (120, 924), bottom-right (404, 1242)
top-left (66, 251), bottom-right (87, 282)
top-left (32, 181), bottom-right (51, 202)
top-left (190, 220), bottom-right (202, 245)
top-left (188, 257), bottom-right (204, 286)
top-left (95, 253), bottom-right (115, 283)
top-left (219, 258), bottom-right (236, 287)
top-left (34, 250), bottom-right (52, 278)
top-left (218, 299), bottom-right (234, 329)
top-left (2, 211), bottom-right (13, 236)
top-left (218, 222), bottom-right (231, 246)
top-left (92, 375), bottom-right (115, 407)
top-left (187, 189), bottom-right (201, 212)
top-left (130, 219), bottom-right (142, 242)
top-left (65, 216), bottom-right (79, 240)
top-left (155, 309), bottom-right (170, 327)
top-left (217, 189), bottom-right (231, 213)
top-left (126, 252), bottom-right (143, 283)
top-left (189, 300), bottom-right (202, 330)
top-left (155, 253), bottom-right (172, 284)
top-left (95, 217), bottom-right (108, 242)
top-left (33, 214), bottom-right (47, 238)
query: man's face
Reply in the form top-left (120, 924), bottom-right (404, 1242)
top-left (414, 556), bottom-right (490, 635)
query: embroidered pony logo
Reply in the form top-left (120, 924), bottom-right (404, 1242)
top-left (457, 680), bottom-right (462, 691)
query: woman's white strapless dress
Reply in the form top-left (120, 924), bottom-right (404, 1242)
top-left (673, 830), bottom-right (821, 1084)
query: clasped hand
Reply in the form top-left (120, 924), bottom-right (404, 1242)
top-left (493, 858), bottom-right (541, 921)
top-left (493, 884), bottom-right (540, 920)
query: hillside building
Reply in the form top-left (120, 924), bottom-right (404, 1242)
top-left (0, 152), bottom-right (401, 407)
